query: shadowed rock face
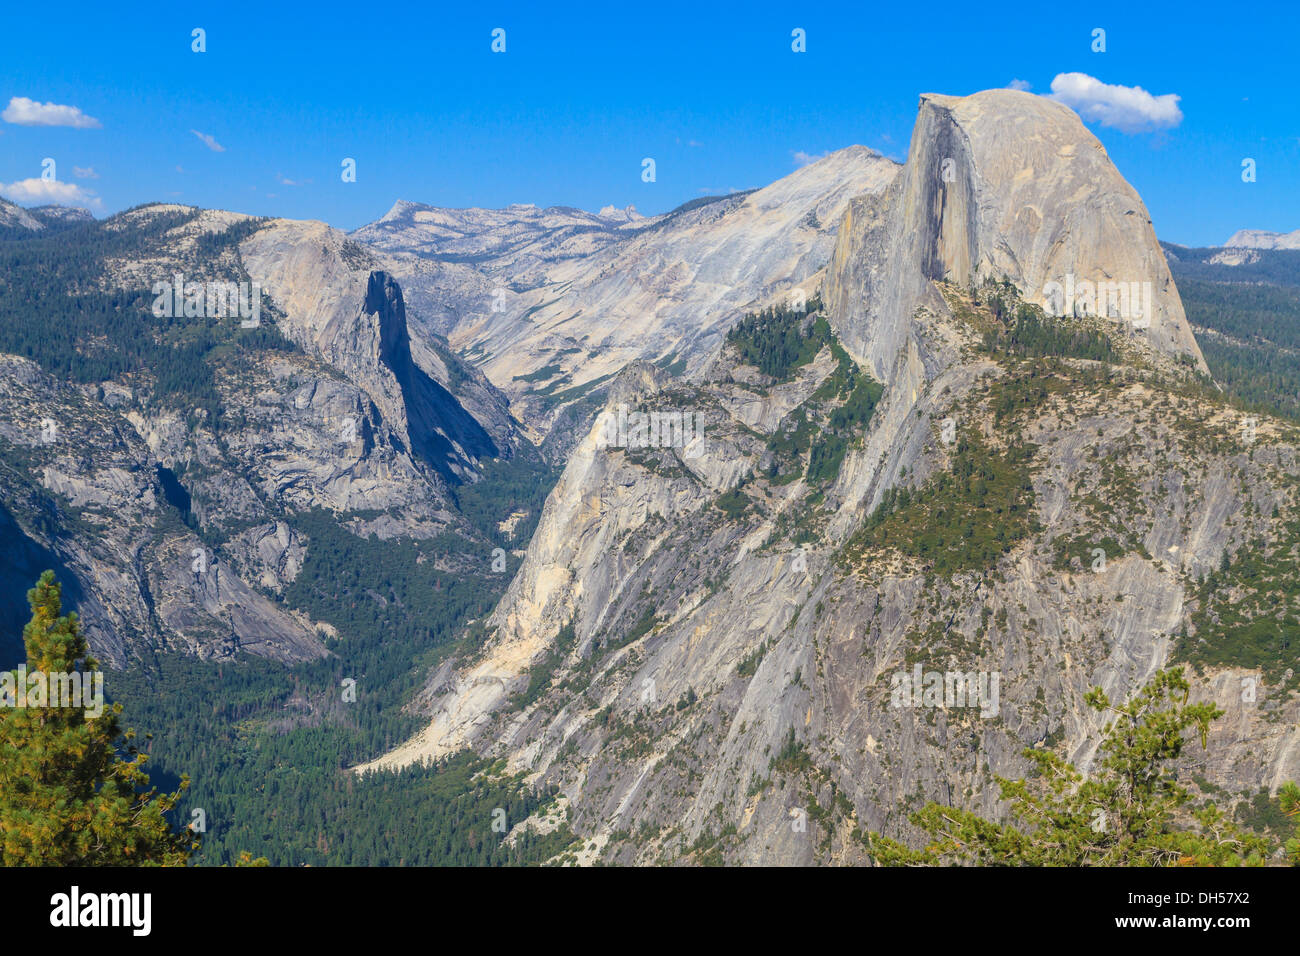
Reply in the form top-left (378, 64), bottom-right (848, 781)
top-left (364, 270), bottom-right (499, 481)
top-left (239, 217), bottom-right (522, 460)
top-left (828, 89), bottom-right (1207, 385)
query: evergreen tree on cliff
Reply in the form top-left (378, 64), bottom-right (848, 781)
top-left (864, 668), bottom-right (1277, 866)
top-left (0, 572), bottom-right (194, 865)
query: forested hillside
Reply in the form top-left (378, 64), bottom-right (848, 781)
top-left (1164, 243), bottom-right (1300, 421)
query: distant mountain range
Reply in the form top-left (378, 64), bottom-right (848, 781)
top-left (1225, 228), bottom-right (1300, 250)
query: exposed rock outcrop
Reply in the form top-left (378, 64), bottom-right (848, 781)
top-left (352, 148), bottom-right (901, 434)
top-left (827, 89), bottom-right (1206, 384)
top-left (1225, 228), bottom-right (1300, 250)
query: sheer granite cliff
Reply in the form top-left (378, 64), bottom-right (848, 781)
top-left (826, 90), bottom-right (1205, 384)
top-left (361, 90), bottom-right (1299, 864)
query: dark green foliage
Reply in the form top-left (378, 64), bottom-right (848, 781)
top-left (1162, 242), bottom-right (1300, 291)
top-left (0, 210), bottom-right (296, 422)
top-left (111, 654), bottom-right (576, 865)
top-left (0, 573), bottom-right (194, 865)
top-left (725, 296), bottom-right (825, 380)
top-left (512, 364), bottom-right (564, 383)
top-left (737, 640), bottom-right (771, 678)
top-left (1175, 274), bottom-right (1300, 422)
top-left (972, 279), bottom-right (1120, 363)
top-left (770, 727), bottom-right (812, 775)
top-left (1235, 786), bottom-right (1298, 844)
top-left (1052, 533), bottom-right (1126, 572)
top-left (624, 606), bottom-right (660, 644)
top-left (1176, 521), bottom-right (1300, 691)
top-left (864, 669), bottom-right (1276, 866)
top-left (1177, 277), bottom-right (1300, 348)
top-left (844, 430), bottom-right (1039, 575)
top-left (983, 303), bottom-right (1120, 363)
top-left (451, 444), bottom-right (561, 545)
top-left (1199, 337), bottom-right (1300, 422)
top-left (108, 508), bottom-right (574, 864)
top-left (735, 304), bottom-right (883, 488)
top-left (280, 510), bottom-right (501, 741)
top-left (1166, 256), bottom-right (1300, 421)
top-left (806, 373), bottom-right (884, 484)
top-left (655, 353), bottom-right (688, 377)
top-left (714, 487), bottom-right (750, 518)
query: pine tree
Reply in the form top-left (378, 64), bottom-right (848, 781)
top-left (864, 668), bottom-right (1279, 866)
top-left (1280, 781), bottom-right (1300, 865)
top-left (0, 572), bottom-right (195, 865)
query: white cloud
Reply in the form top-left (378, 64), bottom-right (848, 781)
top-left (792, 149), bottom-right (829, 167)
top-left (0, 177), bottom-right (103, 211)
top-left (1007, 79), bottom-right (1032, 91)
top-left (190, 129), bottom-right (226, 152)
top-left (1047, 72), bottom-right (1182, 133)
top-left (72, 166), bottom-right (98, 179)
top-left (2, 96), bottom-right (101, 128)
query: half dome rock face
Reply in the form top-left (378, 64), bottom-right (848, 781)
top-left (827, 88), bottom-right (1207, 383)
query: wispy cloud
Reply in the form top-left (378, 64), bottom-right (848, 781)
top-left (190, 129), bottom-right (226, 152)
top-left (72, 166), bottom-right (99, 179)
top-left (1007, 78), bottom-right (1032, 91)
top-left (2, 96), bottom-right (101, 128)
top-left (792, 149), bottom-right (829, 167)
top-left (1047, 72), bottom-right (1182, 133)
top-left (276, 173), bottom-right (311, 186)
top-left (0, 177), bottom-right (103, 211)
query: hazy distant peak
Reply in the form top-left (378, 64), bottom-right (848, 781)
top-left (1225, 228), bottom-right (1300, 250)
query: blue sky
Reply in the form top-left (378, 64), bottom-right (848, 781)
top-left (1, 0), bottom-right (1297, 245)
